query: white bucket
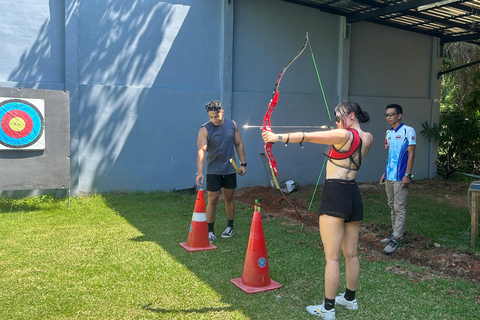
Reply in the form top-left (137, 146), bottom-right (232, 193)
top-left (285, 180), bottom-right (295, 193)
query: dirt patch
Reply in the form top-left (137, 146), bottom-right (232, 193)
top-left (233, 181), bottom-right (480, 285)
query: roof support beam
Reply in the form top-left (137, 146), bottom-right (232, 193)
top-left (437, 58), bottom-right (480, 78)
top-left (372, 18), bottom-right (445, 39)
top-left (405, 11), bottom-right (480, 33)
top-left (441, 32), bottom-right (480, 44)
top-left (281, 0), bottom-right (344, 16)
top-left (281, 0), bottom-right (479, 44)
top-left (351, 0), bottom-right (472, 31)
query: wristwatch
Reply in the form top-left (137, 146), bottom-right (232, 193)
top-left (277, 135), bottom-right (283, 142)
top-left (405, 173), bottom-right (414, 179)
top-left (241, 163), bottom-right (247, 167)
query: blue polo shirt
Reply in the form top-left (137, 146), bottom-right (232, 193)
top-left (384, 123), bottom-right (416, 181)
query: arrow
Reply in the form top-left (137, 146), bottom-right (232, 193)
top-left (243, 124), bottom-right (332, 129)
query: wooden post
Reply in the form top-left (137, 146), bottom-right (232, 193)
top-left (472, 190), bottom-right (479, 248)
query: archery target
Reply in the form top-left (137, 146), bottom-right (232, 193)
top-left (0, 98), bottom-right (45, 150)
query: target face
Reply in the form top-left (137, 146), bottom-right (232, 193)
top-left (0, 98), bottom-right (45, 150)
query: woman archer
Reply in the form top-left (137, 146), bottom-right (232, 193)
top-left (262, 101), bottom-right (373, 320)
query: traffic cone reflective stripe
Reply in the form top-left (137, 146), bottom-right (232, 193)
top-left (179, 188), bottom-right (217, 252)
top-left (231, 208), bottom-right (281, 293)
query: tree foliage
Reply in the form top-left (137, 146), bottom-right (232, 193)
top-left (421, 42), bottom-right (480, 179)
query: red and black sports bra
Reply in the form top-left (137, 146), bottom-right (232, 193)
top-left (324, 128), bottom-right (363, 171)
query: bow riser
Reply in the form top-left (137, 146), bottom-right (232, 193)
top-left (262, 91), bottom-right (280, 176)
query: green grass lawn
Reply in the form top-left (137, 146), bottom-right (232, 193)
top-left (0, 183), bottom-right (478, 319)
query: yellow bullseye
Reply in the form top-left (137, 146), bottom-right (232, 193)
top-left (9, 117), bottom-right (26, 132)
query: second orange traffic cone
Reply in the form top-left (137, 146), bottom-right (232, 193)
top-left (231, 204), bottom-right (281, 293)
top-left (179, 188), bottom-right (217, 252)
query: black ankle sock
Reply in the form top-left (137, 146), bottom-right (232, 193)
top-left (324, 297), bottom-right (335, 311)
top-left (208, 222), bottom-right (214, 233)
top-left (344, 288), bottom-right (356, 301)
top-left (227, 219), bottom-right (234, 228)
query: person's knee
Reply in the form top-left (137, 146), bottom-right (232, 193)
top-left (222, 190), bottom-right (234, 202)
top-left (343, 250), bottom-right (358, 262)
top-left (345, 252), bottom-right (358, 259)
top-left (208, 194), bottom-right (220, 205)
top-left (324, 252), bottom-right (342, 263)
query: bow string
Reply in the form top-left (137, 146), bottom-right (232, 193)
top-left (307, 37), bottom-right (333, 211)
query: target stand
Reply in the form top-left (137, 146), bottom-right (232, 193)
top-left (0, 87), bottom-right (70, 202)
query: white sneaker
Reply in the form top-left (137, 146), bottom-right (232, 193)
top-left (208, 232), bottom-right (217, 242)
top-left (335, 293), bottom-right (358, 310)
top-left (306, 304), bottom-right (335, 319)
top-left (221, 226), bottom-right (234, 238)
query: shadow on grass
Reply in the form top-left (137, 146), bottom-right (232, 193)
top-left (104, 191), bottom-right (319, 319)
top-left (142, 303), bottom-right (236, 314)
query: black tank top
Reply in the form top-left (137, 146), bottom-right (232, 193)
top-left (202, 119), bottom-right (236, 175)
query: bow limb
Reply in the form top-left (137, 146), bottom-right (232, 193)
top-left (262, 33), bottom-right (308, 175)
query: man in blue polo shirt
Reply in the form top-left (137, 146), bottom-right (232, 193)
top-left (380, 104), bottom-right (416, 255)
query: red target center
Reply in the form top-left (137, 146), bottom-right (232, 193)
top-left (1, 110), bottom-right (33, 138)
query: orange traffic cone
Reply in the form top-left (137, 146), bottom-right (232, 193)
top-left (179, 188), bottom-right (217, 252)
top-left (231, 204), bottom-right (281, 293)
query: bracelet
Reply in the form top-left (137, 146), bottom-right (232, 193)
top-left (285, 133), bottom-right (290, 146)
top-left (300, 132), bottom-right (305, 148)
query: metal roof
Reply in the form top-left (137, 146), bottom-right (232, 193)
top-left (282, 0), bottom-right (480, 45)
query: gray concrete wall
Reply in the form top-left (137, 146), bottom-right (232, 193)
top-left (73, 1), bottom-right (217, 193)
top-left (233, 0), bottom-right (342, 188)
top-left (0, 0), bottom-right (441, 194)
top-left (349, 22), bottom-right (441, 181)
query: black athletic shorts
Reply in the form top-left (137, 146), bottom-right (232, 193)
top-left (206, 173), bottom-right (237, 192)
top-left (318, 179), bottom-right (363, 222)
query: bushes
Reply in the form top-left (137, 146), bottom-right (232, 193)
top-left (422, 69), bottom-right (480, 179)
top-left (432, 109), bottom-right (479, 178)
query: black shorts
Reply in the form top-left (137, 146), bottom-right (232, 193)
top-left (206, 173), bottom-right (237, 192)
top-left (318, 179), bottom-right (363, 222)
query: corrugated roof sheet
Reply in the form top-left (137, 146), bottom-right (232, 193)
top-left (282, 0), bottom-right (480, 44)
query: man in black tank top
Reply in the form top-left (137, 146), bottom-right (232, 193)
top-left (196, 101), bottom-right (247, 242)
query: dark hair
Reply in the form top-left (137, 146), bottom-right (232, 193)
top-left (205, 100), bottom-right (222, 113)
top-left (335, 101), bottom-right (370, 124)
top-left (386, 103), bottom-right (402, 115)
